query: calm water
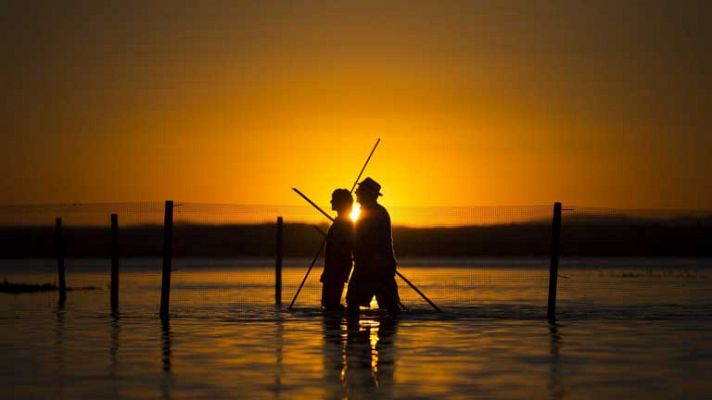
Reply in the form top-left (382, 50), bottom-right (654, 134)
top-left (2, 258), bottom-right (712, 399)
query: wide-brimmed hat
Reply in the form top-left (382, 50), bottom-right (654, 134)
top-left (356, 177), bottom-right (383, 196)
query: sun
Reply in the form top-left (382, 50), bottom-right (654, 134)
top-left (350, 203), bottom-right (361, 221)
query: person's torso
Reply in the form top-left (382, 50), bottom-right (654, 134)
top-left (353, 204), bottom-right (396, 268)
top-left (325, 216), bottom-right (353, 272)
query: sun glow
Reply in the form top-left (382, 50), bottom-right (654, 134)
top-left (350, 203), bottom-right (361, 221)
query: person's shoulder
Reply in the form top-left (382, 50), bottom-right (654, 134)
top-left (334, 216), bottom-right (354, 227)
top-left (374, 204), bottom-right (391, 219)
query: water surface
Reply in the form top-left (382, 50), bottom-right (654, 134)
top-left (1, 258), bottom-right (711, 399)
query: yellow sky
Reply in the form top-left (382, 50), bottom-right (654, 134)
top-left (2, 1), bottom-right (711, 210)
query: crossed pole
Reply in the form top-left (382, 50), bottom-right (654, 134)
top-left (293, 188), bottom-right (443, 313)
top-left (287, 138), bottom-right (380, 310)
top-left (287, 139), bottom-right (443, 313)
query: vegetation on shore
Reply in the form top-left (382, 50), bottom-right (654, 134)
top-left (0, 280), bottom-right (57, 293)
top-left (0, 279), bottom-right (100, 294)
top-left (1, 214), bottom-right (711, 258)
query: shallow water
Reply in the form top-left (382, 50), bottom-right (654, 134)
top-left (2, 258), bottom-right (712, 399)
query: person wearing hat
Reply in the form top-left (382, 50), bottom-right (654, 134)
top-left (320, 188), bottom-right (355, 311)
top-left (346, 177), bottom-right (400, 319)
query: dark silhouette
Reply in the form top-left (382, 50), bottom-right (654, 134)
top-left (160, 200), bottom-right (173, 320)
top-left (346, 178), bottom-right (400, 319)
top-left (110, 213), bottom-right (119, 313)
top-left (55, 218), bottom-right (66, 305)
top-left (320, 189), bottom-right (354, 311)
top-left (275, 216), bottom-right (283, 305)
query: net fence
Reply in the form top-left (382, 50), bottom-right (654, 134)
top-left (1, 202), bottom-right (710, 318)
top-left (556, 206), bottom-right (712, 318)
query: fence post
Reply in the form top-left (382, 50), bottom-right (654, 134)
top-left (547, 202), bottom-right (562, 321)
top-left (275, 216), bottom-right (283, 306)
top-left (160, 201), bottom-right (174, 320)
top-left (110, 213), bottom-right (119, 313)
top-left (55, 217), bottom-right (66, 305)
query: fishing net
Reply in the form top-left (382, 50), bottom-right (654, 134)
top-left (1, 202), bottom-right (710, 319)
top-left (280, 204), bottom-right (555, 313)
top-left (556, 206), bottom-right (712, 318)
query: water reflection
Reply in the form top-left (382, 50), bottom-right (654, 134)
top-left (160, 320), bottom-right (173, 400)
top-left (109, 315), bottom-right (120, 398)
top-left (54, 306), bottom-right (65, 400)
top-left (322, 316), bottom-right (346, 398)
top-left (274, 317), bottom-right (284, 399)
top-left (548, 323), bottom-right (563, 400)
top-left (161, 320), bottom-right (172, 372)
top-left (322, 315), bottom-right (398, 399)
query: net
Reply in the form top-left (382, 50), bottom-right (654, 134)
top-left (1, 202), bottom-right (710, 319)
top-left (557, 206), bottom-right (712, 319)
top-left (282, 204), bottom-right (555, 314)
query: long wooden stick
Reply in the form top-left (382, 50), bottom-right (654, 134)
top-left (160, 200), bottom-right (173, 320)
top-left (292, 188), bottom-right (333, 222)
top-left (289, 138), bottom-right (384, 310)
top-left (394, 271), bottom-right (443, 313)
top-left (350, 138), bottom-right (380, 193)
top-left (287, 188), bottom-right (334, 310)
top-left (298, 191), bottom-right (443, 313)
top-left (110, 213), bottom-right (119, 313)
top-left (287, 239), bottom-right (326, 310)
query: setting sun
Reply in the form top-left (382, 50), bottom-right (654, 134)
top-left (350, 203), bottom-right (361, 221)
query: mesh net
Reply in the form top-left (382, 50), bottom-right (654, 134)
top-left (1, 202), bottom-right (710, 318)
top-left (556, 206), bottom-right (712, 318)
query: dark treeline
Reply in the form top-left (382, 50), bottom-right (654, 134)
top-left (1, 216), bottom-right (711, 258)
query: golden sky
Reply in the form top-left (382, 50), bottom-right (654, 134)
top-left (2, 1), bottom-right (711, 209)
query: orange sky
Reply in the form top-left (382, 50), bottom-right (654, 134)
top-left (2, 1), bottom-right (711, 209)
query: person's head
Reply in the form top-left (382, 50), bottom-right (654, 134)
top-left (330, 188), bottom-right (353, 215)
top-left (355, 177), bottom-right (382, 206)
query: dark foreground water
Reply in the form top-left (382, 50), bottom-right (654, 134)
top-left (1, 258), bottom-right (712, 399)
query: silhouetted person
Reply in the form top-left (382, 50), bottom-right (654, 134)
top-left (346, 177), bottom-right (400, 320)
top-left (321, 189), bottom-right (354, 311)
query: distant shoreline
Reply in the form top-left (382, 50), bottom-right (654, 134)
top-left (3, 217), bottom-right (712, 258)
top-left (0, 279), bottom-right (100, 293)
top-left (2, 256), bottom-right (712, 270)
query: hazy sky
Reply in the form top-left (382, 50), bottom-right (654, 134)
top-left (2, 1), bottom-right (711, 209)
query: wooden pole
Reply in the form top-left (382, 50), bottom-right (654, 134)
top-left (55, 217), bottom-right (66, 305)
top-left (110, 213), bottom-right (119, 313)
top-left (547, 202), bottom-right (562, 321)
top-left (160, 201), bottom-right (173, 319)
top-left (275, 216), bottom-right (283, 306)
top-left (394, 271), bottom-right (443, 313)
